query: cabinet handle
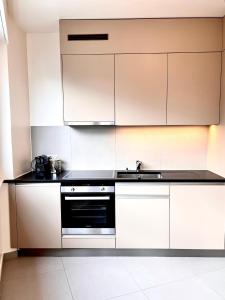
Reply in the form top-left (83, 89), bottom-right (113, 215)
top-left (65, 196), bottom-right (110, 201)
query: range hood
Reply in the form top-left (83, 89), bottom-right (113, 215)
top-left (64, 121), bottom-right (115, 126)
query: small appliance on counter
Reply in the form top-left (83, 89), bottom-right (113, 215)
top-left (32, 155), bottom-right (63, 177)
top-left (48, 155), bottom-right (62, 174)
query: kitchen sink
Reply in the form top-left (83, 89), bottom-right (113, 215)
top-left (116, 171), bottom-right (162, 180)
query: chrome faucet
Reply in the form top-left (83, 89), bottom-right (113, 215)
top-left (136, 160), bottom-right (142, 172)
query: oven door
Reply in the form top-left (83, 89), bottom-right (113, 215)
top-left (61, 193), bottom-right (115, 235)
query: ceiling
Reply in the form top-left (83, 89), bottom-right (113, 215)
top-left (7, 0), bottom-right (225, 33)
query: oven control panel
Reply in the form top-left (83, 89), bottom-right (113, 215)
top-left (61, 186), bottom-right (115, 193)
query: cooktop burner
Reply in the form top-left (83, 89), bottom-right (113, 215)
top-left (63, 170), bottom-right (115, 180)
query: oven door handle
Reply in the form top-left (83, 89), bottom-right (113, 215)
top-left (64, 196), bottom-right (110, 201)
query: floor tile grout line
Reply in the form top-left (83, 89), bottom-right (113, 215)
top-left (139, 274), bottom-right (198, 292)
top-left (105, 289), bottom-right (149, 300)
top-left (61, 257), bottom-right (76, 300)
top-left (138, 274), bottom-right (225, 300)
top-left (196, 277), bottom-right (225, 300)
top-left (62, 256), bottom-right (142, 300)
top-left (116, 257), bottom-right (225, 293)
top-left (115, 257), bottom-right (197, 292)
top-left (114, 258), bottom-right (146, 292)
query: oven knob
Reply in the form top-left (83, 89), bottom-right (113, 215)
top-left (100, 187), bottom-right (105, 192)
top-left (71, 187), bottom-right (75, 192)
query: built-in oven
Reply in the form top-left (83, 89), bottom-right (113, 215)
top-left (61, 182), bottom-right (115, 235)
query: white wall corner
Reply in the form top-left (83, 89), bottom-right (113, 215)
top-left (0, 0), bottom-right (8, 43)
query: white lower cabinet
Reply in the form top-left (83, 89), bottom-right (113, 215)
top-left (14, 182), bottom-right (225, 250)
top-left (16, 183), bottom-right (61, 248)
top-left (116, 183), bottom-right (169, 249)
top-left (170, 184), bottom-right (225, 250)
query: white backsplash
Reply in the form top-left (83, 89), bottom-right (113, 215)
top-left (31, 126), bottom-right (208, 170)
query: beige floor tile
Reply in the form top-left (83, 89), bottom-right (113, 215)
top-left (119, 257), bottom-right (194, 289)
top-left (64, 259), bottom-right (140, 300)
top-left (2, 257), bottom-right (63, 282)
top-left (198, 268), bottom-right (225, 298)
top-left (187, 257), bottom-right (225, 275)
top-left (144, 278), bottom-right (224, 300)
top-left (0, 270), bottom-right (73, 300)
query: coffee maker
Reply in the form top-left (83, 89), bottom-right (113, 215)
top-left (32, 155), bottom-right (62, 176)
top-left (32, 155), bottom-right (51, 176)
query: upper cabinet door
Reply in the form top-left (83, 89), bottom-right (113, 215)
top-left (115, 54), bottom-right (167, 125)
top-left (167, 52), bottom-right (221, 125)
top-left (62, 54), bottom-right (114, 123)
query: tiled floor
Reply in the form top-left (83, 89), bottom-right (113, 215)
top-left (1, 256), bottom-right (225, 300)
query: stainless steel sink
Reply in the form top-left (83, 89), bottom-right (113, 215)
top-left (116, 171), bottom-right (162, 180)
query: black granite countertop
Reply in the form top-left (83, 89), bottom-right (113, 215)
top-left (4, 170), bottom-right (225, 183)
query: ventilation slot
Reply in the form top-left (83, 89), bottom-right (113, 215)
top-left (68, 34), bottom-right (108, 41)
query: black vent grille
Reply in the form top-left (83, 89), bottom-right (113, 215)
top-left (68, 34), bottom-right (108, 41)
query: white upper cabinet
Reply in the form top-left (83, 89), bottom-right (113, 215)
top-left (167, 52), bottom-right (221, 125)
top-left (170, 184), bottom-right (225, 250)
top-left (27, 33), bottom-right (64, 126)
top-left (62, 54), bottom-right (114, 124)
top-left (115, 54), bottom-right (167, 125)
top-left (58, 19), bottom-right (222, 126)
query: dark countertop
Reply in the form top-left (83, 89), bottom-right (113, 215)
top-left (4, 170), bottom-right (225, 183)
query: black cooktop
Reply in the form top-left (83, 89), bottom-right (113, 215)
top-left (63, 170), bottom-right (115, 180)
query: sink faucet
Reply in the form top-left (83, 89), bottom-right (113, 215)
top-left (136, 160), bottom-right (142, 172)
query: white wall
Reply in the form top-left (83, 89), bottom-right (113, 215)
top-left (32, 125), bottom-right (209, 170)
top-left (0, 9), bottom-right (31, 268)
top-left (0, 42), bottom-right (14, 179)
top-left (27, 33), bottom-right (63, 126)
top-left (116, 126), bottom-right (208, 170)
top-left (0, 0), bottom-right (8, 42)
top-left (7, 17), bottom-right (32, 177)
top-left (207, 24), bottom-right (225, 176)
top-left (0, 41), bottom-right (13, 268)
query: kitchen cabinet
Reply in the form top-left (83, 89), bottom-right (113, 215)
top-left (116, 183), bottom-right (169, 248)
top-left (62, 54), bottom-right (114, 125)
top-left (16, 183), bottom-right (61, 248)
top-left (115, 54), bottom-right (167, 125)
top-left (27, 33), bottom-right (63, 126)
top-left (60, 19), bottom-right (222, 54)
top-left (170, 184), bottom-right (225, 249)
top-left (167, 52), bottom-right (221, 125)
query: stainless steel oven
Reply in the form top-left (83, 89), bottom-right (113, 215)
top-left (61, 183), bottom-right (115, 235)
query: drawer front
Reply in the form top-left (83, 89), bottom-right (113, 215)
top-left (115, 183), bottom-right (169, 197)
top-left (62, 235), bottom-right (116, 248)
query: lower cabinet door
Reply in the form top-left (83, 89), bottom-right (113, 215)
top-left (170, 185), bottom-right (225, 249)
top-left (116, 196), bottom-right (169, 249)
top-left (16, 183), bottom-right (61, 248)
